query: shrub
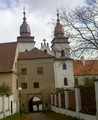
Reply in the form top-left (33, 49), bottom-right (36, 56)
top-left (0, 82), bottom-right (11, 95)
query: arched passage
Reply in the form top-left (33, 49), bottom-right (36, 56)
top-left (29, 97), bottom-right (33, 112)
top-left (29, 96), bottom-right (42, 112)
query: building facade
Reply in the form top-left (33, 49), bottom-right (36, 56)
top-left (41, 11), bottom-right (75, 88)
top-left (17, 11), bottom-right (55, 112)
top-left (18, 48), bottom-right (55, 112)
top-left (0, 10), bottom-right (98, 114)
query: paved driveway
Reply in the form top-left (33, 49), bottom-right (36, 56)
top-left (28, 112), bottom-right (51, 120)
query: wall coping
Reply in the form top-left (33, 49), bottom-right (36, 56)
top-left (74, 85), bottom-right (83, 88)
top-left (94, 79), bottom-right (98, 82)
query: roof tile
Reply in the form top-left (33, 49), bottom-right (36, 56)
top-left (73, 60), bottom-right (98, 76)
top-left (18, 48), bottom-right (54, 60)
top-left (0, 42), bottom-right (17, 73)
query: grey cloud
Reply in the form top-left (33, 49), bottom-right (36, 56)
top-left (0, 0), bottom-right (85, 47)
top-left (21, 0), bottom-right (84, 14)
top-left (0, 0), bottom-right (19, 9)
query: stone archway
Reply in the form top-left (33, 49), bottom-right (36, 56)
top-left (29, 96), bottom-right (42, 112)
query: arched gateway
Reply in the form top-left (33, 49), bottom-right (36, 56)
top-left (29, 96), bottom-right (43, 112)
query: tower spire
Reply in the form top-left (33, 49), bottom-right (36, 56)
top-left (57, 9), bottom-right (60, 24)
top-left (20, 8), bottom-right (31, 36)
top-left (54, 10), bottom-right (64, 37)
top-left (23, 7), bottom-right (26, 21)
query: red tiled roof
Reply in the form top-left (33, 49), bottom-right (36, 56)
top-left (18, 48), bottom-right (54, 60)
top-left (73, 60), bottom-right (98, 76)
top-left (0, 42), bottom-right (17, 73)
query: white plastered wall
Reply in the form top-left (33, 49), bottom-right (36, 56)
top-left (52, 43), bottom-right (70, 58)
top-left (54, 60), bottom-right (74, 88)
top-left (17, 42), bottom-right (35, 52)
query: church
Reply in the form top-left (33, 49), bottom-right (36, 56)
top-left (0, 10), bottom-right (98, 114)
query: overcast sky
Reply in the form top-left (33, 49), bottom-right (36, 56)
top-left (0, 0), bottom-right (86, 48)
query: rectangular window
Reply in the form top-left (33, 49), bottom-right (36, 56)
top-left (61, 50), bottom-right (65, 57)
top-left (75, 78), bottom-right (78, 85)
top-left (21, 68), bottom-right (27, 75)
top-left (16, 79), bottom-right (18, 89)
top-left (33, 82), bottom-right (39, 88)
top-left (22, 83), bottom-right (27, 89)
top-left (37, 67), bottom-right (43, 74)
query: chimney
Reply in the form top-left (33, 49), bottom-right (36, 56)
top-left (80, 56), bottom-right (85, 65)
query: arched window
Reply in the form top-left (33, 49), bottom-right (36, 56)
top-left (61, 50), bottom-right (65, 57)
top-left (44, 49), bottom-right (47, 53)
top-left (63, 63), bottom-right (66, 69)
top-left (64, 77), bottom-right (68, 86)
top-left (25, 49), bottom-right (28, 52)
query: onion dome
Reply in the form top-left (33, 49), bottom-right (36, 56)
top-left (54, 10), bottom-right (64, 37)
top-left (20, 10), bottom-right (31, 36)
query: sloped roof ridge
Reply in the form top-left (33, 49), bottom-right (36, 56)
top-left (0, 41), bottom-right (17, 45)
top-left (29, 47), bottom-right (54, 57)
top-left (18, 47), bottom-right (54, 60)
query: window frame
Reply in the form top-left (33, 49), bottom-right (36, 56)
top-left (22, 83), bottom-right (27, 89)
top-left (16, 79), bottom-right (18, 89)
top-left (61, 50), bottom-right (65, 57)
top-left (75, 78), bottom-right (78, 85)
top-left (63, 63), bottom-right (66, 70)
top-left (21, 68), bottom-right (27, 75)
top-left (64, 77), bottom-right (68, 86)
top-left (33, 82), bottom-right (39, 88)
top-left (37, 67), bottom-right (43, 74)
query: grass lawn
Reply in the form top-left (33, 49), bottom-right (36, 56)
top-left (44, 111), bottom-right (81, 120)
top-left (0, 113), bottom-right (29, 120)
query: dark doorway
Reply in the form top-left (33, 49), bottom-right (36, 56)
top-left (29, 98), bottom-right (33, 112)
top-left (29, 97), bottom-right (42, 112)
top-left (11, 101), bottom-right (13, 114)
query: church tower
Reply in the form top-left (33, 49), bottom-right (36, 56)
top-left (51, 10), bottom-right (70, 58)
top-left (52, 11), bottom-right (74, 88)
top-left (17, 10), bottom-right (35, 52)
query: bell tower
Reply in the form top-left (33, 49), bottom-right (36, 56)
top-left (17, 9), bottom-right (35, 52)
top-left (51, 10), bottom-right (70, 58)
top-left (52, 11), bottom-right (74, 88)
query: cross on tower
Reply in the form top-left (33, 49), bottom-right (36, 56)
top-left (43, 39), bottom-right (46, 45)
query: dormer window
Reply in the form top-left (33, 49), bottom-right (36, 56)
top-left (61, 50), bottom-right (65, 57)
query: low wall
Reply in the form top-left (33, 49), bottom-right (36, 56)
top-left (51, 80), bottom-right (98, 120)
top-left (0, 95), bottom-right (16, 119)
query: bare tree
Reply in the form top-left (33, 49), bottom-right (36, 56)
top-left (60, 0), bottom-right (98, 58)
